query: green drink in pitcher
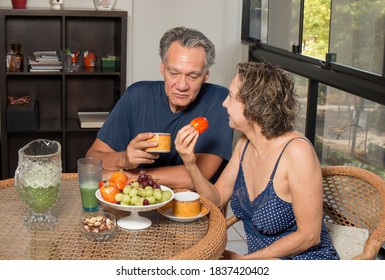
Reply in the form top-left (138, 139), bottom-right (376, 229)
top-left (14, 139), bottom-right (62, 229)
top-left (18, 184), bottom-right (61, 214)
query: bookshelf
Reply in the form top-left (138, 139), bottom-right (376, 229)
top-left (0, 9), bottom-right (127, 179)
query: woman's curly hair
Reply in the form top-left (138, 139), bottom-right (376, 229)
top-left (236, 61), bottom-right (299, 139)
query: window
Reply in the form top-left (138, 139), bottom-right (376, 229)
top-left (245, 0), bottom-right (301, 51)
top-left (242, 0), bottom-right (385, 177)
top-left (302, 0), bottom-right (330, 60)
top-left (248, 0), bottom-right (268, 42)
top-left (242, 0), bottom-right (385, 254)
top-left (292, 73), bottom-right (308, 134)
top-left (244, 0), bottom-right (385, 75)
top-left (330, 1), bottom-right (385, 75)
top-left (316, 85), bottom-right (385, 178)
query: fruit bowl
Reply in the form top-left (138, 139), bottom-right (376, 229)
top-left (80, 212), bottom-right (117, 241)
top-left (95, 185), bottom-right (174, 230)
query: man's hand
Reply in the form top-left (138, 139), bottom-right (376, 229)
top-left (122, 132), bottom-right (160, 169)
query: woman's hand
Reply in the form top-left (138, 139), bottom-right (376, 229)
top-left (175, 125), bottom-right (199, 166)
top-left (222, 250), bottom-right (243, 260)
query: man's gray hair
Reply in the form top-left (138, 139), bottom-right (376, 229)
top-left (159, 26), bottom-right (215, 69)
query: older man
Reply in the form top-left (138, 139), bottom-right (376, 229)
top-left (86, 27), bottom-right (233, 189)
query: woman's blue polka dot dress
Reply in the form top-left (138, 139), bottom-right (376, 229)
top-left (230, 139), bottom-right (339, 260)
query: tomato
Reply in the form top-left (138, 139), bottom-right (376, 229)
top-left (190, 117), bottom-right (209, 134)
top-left (99, 179), bottom-right (108, 188)
top-left (110, 171), bottom-right (128, 191)
top-left (99, 180), bottom-right (119, 203)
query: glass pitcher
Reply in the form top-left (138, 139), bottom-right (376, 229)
top-left (15, 139), bottom-right (62, 230)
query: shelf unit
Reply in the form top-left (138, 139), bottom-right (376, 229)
top-left (0, 9), bottom-right (127, 179)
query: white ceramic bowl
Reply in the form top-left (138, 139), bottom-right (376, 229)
top-left (95, 185), bottom-right (174, 230)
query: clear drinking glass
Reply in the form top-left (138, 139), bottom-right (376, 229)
top-left (71, 54), bottom-right (79, 71)
top-left (64, 54), bottom-right (73, 72)
top-left (15, 139), bottom-right (62, 230)
top-left (77, 158), bottom-right (102, 212)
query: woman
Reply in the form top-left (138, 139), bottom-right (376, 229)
top-left (175, 61), bottom-right (339, 260)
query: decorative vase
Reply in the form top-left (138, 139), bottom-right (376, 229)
top-left (11, 0), bottom-right (27, 9)
top-left (93, 0), bottom-right (115, 11)
top-left (49, 0), bottom-right (63, 10)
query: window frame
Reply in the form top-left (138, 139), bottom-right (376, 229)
top-left (241, 0), bottom-right (385, 257)
top-left (241, 0), bottom-right (385, 143)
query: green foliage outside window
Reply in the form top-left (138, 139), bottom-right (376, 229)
top-left (302, 0), bottom-right (331, 59)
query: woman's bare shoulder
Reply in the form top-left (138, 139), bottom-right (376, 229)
top-left (284, 134), bottom-right (315, 157)
top-left (283, 134), bottom-right (321, 177)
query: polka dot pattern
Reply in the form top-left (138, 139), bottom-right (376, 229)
top-left (230, 140), bottom-right (339, 260)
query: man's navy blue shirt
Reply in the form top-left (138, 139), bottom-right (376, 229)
top-left (98, 81), bottom-right (233, 169)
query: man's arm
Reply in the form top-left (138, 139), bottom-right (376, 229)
top-left (86, 135), bottom-right (159, 171)
top-left (86, 138), bottom-right (128, 171)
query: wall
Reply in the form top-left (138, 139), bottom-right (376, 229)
top-left (1, 0), bottom-right (245, 88)
top-left (130, 0), bottom-right (244, 88)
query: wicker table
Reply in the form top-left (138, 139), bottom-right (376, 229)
top-left (0, 174), bottom-right (227, 260)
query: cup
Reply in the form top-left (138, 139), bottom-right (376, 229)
top-left (84, 52), bottom-right (97, 67)
top-left (64, 54), bottom-right (73, 72)
top-left (77, 158), bottom-right (103, 212)
top-left (145, 132), bottom-right (171, 153)
top-left (172, 191), bottom-right (201, 217)
top-left (71, 54), bottom-right (79, 71)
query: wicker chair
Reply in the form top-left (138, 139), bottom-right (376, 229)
top-left (322, 165), bottom-right (385, 259)
top-left (226, 165), bottom-right (385, 260)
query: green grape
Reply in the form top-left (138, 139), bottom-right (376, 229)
top-left (130, 195), bottom-right (140, 205)
top-left (129, 188), bottom-right (139, 197)
top-left (120, 200), bottom-right (130, 206)
top-left (146, 196), bottom-right (156, 204)
top-left (123, 185), bottom-right (131, 194)
top-left (144, 188), bottom-right (153, 197)
top-left (153, 189), bottom-right (162, 200)
top-left (161, 190), bottom-right (172, 202)
top-left (139, 188), bottom-right (146, 197)
top-left (130, 181), bottom-right (140, 188)
top-left (122, 194), bottom-right (130, 204)
top-left (115, 192), bottom-right (124, 202)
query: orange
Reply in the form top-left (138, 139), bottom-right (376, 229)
top-left (110, 171), bottom-right (128, 191)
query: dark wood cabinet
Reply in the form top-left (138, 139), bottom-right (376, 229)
top-left (0, 9), bottom-right (127, 179)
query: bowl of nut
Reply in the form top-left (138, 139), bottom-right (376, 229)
top-left (80, 212), bottom-right (117, 241)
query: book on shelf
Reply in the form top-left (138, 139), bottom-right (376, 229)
top-left (77, 112), bottom-right (109, 128)
top-left (29, 68), bottom-right (61, 72)
top-left (30, 65), bottom-right (62, 70)
top-left (33, 51), bottom-right (60, 60)
top-left (28, 51), bottom-right (62, 72)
